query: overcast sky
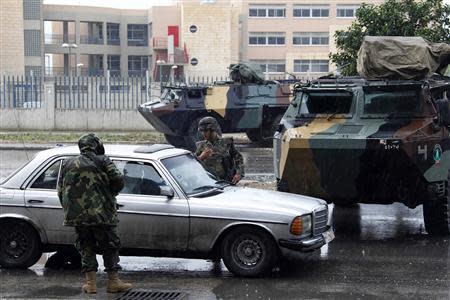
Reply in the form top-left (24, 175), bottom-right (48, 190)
top-left (44, 0), bottom-right (450, 9)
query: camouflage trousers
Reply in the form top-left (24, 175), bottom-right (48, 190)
top-left (74, 225), bottom-right (122, 273)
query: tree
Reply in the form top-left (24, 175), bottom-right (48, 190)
top-left (330, 0), bottom-right (450, 76)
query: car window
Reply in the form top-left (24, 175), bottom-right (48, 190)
top-left (30, 160), bottom-right (62, 190)
top-left (114, 160), bottom-right (166, 196)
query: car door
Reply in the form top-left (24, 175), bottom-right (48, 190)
top-left (23, 157), bottom-right (74, 245)
top-left (113, 158), bottom-right (189, 251)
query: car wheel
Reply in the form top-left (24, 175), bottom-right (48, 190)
top-left (221, 227), bottom-right (278, 277)
top-left (0, 221), bottom-right (42, 268)
top-left (45, 247), bottom-right (81, 270)
top-left (164, 134), bottom-right (186, 148)
top-left (423, 183), bottom-right (450, 235)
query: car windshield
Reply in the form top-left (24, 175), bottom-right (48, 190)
top-left (363, 86), bottom-right (423, 117)
top-left (161, 154), bottom-right (227, 195)
top-left (293, 90), bottom-right (354, 118)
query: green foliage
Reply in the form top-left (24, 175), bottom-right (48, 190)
top-left (330, 0), bottom-right (450, 76)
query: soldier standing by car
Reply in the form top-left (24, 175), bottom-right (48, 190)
top-left (195, 117), bottom-right (245, 184)
top-left (58, 133), bottom-right (132, 294)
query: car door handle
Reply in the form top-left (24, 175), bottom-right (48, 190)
top-left (117, 203), bottom-right (124, 208)
top-left (27, 199), bottom-right (44, 204)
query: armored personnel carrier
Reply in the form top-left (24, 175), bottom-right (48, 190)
top-left (138, 63), bottom-right (294, 150)
top-left (274, 75), bottom-right (450, 235)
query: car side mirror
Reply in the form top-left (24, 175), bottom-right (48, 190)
top-left (436, 99), bottom-right (450, 126)
top-left (160, 185), bottom-right (174, 198)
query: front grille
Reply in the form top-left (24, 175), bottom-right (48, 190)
top-left (313, 206), bottom-right (328, 236)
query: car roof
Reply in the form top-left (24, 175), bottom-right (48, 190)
top-left (39, 144), bottom-right (190, 160)
top-left (1, 144), bottom-right (190, 189)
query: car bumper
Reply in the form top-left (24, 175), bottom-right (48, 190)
top-left (278, 226), bottom-right (334, 252)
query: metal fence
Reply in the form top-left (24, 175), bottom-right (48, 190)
top-left (54, 75), bottom-right (152, 110)
top-left (1, 73), bottom-right (317, 110)
top-left (0, 76), bottom-right (43, 108)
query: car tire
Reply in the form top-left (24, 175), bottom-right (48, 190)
top-left (45, 247), bottom-right (81, 270)
top-left (221, 227), bottom-right (278, 277)
top-left (423, 181), bottom-right (450, 235)
top-left (0, 221), bottom-right (42, 268)
top-left (164, 134), bottom-right (186, 148)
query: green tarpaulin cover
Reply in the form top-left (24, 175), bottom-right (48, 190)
top-left (229, 63), bottom-right (265, 84)
top-left (357, 36), bottom-right (450, 80)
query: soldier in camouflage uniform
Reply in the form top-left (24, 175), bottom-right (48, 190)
top-left (58, 133), bottom-right (132, 294)
top-left (195, 117), bottom-right (244, 184)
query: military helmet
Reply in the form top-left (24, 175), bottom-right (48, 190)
top-left (198, 116), bottom-right (219, 132)
top-left (78, 133), bottom-right (105, 155)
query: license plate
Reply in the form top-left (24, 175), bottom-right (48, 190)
top-left (322, 229), bottom-right (335, 243)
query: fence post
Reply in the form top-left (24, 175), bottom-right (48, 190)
top-left (106, 70), bottom-right (110, 109)
top-left (44, 81), bottom-right (56, 130)
top-left (146, 70), bottom-right (149, 103)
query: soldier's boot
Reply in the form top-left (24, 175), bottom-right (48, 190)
top-left (82, 271), bottom-right (97, 294)
top-left (106, 271), bottom-right (132, 293)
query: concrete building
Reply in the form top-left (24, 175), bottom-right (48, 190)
top-left (242, 0), bottom-right (384, 78)
top-left (0, 0), bottom-right (383, 79)
top-left (0, 0), bottom-right (43, 76)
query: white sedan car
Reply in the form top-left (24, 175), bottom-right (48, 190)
top-left (0, 144), bottom-right (334, 277)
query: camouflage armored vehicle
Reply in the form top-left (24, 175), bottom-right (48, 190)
top-left (138, 63), bottom-right (293, 150)
top-left (274, 75), bottom-right (450, 235)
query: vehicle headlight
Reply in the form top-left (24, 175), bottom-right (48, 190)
top-left (290, 215), bottom-right (312, 237)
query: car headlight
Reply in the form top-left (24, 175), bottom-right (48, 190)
top-left (290, 215), bottom-right (312, 237)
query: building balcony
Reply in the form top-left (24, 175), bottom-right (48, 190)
top-left (107, 38), bottom-right (120, 46)
top-left (152, 37), bottom-right (168, 49)
top-left (128, 69), bottom-right (148, 77)
top-left (155, 49), bottom-right (189, 65)
top-left (45, 34), bottom-right (76, 45)
top-left (80, 35), bottom-right (104, 45)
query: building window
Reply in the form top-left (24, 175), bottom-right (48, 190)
top-left (107, 23), bottom-right (120, 45)
top-left (251, 60), bottom-right (285, 74)
top-left (293, 5), bottom-right (329, 18)
top-left (128, 56), bottom-right (148, 76)
top-left (107, 55), bottom-right (120, 76)
top-left (337, 5), bottom-right (359, 18)
top-left (249, 32), bottom-right (285, 45)
top-left (127, 24), bottom-right (148, 46)
top-left (294, 60), bottom-right (329, 73)
top-left (293, 32), bottom-right (329, 46)
top-left (249, 5), bottom-right (286, 18)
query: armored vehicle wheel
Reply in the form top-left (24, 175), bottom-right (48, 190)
top-left (264, 113), bottom-right (284, 140)
top-left (221, 226), bottom-right (278, 277)
top-left (0, 221), bottom-right (42, 268)
top-left (164, 134), bottom-right (186, 148)
top-left (246, 129), bottom-right (263, 143)
top-left (423, 189), bottom-right (450, 235)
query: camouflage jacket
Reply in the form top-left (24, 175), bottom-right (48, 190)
top-left (58, 151), bottom-right (124, 227)
top-left (195, 137), bottom-right (245, 181)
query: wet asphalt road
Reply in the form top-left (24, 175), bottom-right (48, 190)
top-left (1, 147), bottom-right (450, 299)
